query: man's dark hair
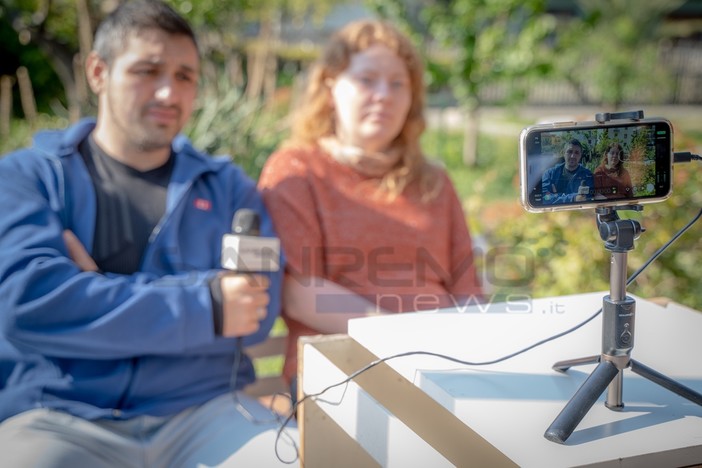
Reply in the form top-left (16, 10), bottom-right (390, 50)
top-left (564, 138), bottom-right (583, 152)
top-left (93, 0), bottom-right (198, 65)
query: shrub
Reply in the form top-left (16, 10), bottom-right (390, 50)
top-left (423, 115), bottom-right (702, 311)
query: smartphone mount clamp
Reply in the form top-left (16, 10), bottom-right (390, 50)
top-left (543, 111), bottom-right (702, 444)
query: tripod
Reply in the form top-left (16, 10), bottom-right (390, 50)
top-left (544, 206), bottom-right (702, 444)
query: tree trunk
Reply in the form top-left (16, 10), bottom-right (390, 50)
top-left (0, 76), bottom-right (14, 137)
top-left (74, 0), bottom-right (93, 115)
top-left (263, 12), bottom-right (281, 103)
top-left (462, 106), bottom-right (480, 167)
top-left (245, 20), bottom-right (272, 100)
top-left (246, 12), bottom-right (281, 102)
top-left (16, 67), bottom-right (37, 125)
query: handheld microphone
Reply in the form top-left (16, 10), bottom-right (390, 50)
top-left (221, 209), bottom-right (280, 272)
top-left (577, 180), bottom-right (589, 195)
top-left (220, 209), bottom-right (280, 396)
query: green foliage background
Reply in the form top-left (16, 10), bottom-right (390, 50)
top-left (423, 112), bottom-right (702, 310)
top-left (5, 106), bottom-right (702, 312)
top-left (1, 0), bottom-right (701, 312)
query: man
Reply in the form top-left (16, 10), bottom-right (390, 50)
top-left (541, 138), bottom-right (594, 205)
top-left (0, 1), bottom-right (295, 465)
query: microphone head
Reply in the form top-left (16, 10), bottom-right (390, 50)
top-left (222, 208), bottom-right (279, 272)
top-left (232, 209), bottom-right (260, 236)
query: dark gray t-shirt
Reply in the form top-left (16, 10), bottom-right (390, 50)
top-left (79, 136), bottom-right (174, 274)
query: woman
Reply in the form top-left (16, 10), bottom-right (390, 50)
top-left (593, 142), bottom-right (634, 199)
top-left (258, 20), bottom-right (483, 396)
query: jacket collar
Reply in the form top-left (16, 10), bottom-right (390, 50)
top-left (32, 117), bottom-right (227, 177)
top-left (33, 118), bottom-right (231, 215)
top-left (32, 118), bottom-right (96, 157)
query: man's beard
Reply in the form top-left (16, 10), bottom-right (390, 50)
top-left (107, 92), bottom-right (179, 153)
top-left (132, 131), bottom-right (173, 152)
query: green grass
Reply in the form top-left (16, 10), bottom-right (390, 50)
top-left (253, 318), bottom-right (287, 377)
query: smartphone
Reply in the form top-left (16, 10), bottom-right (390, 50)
top-left (519, 117), bottom-right (673, 212)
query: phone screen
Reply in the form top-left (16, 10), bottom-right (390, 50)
top-left (521, 119), bottom-right (673, 212)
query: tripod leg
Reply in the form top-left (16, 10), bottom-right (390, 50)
top-left (545, 359), bottom-right (620, 444)
top-left (630, 359), bottom-right (702, 406)
top-left (552, 355), bottom-right (600, 373)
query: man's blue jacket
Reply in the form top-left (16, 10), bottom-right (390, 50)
top-left (541, 162), bottom-right (594, 205)
top-left (0, 119), bottom-right (282, 421)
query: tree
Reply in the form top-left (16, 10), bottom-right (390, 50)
top-left (1, 0), bottom-right (346, 118)
top-left (552, 0), bottom-right (686, 109)
top-left (367, 0), bottom-right (555, 166)
top-left (0, 0), bottom-right (91, 119)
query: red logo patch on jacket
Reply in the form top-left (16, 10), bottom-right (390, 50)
top-left (194, 198), bottom-right (212, 211)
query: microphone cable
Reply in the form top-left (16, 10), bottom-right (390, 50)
top-left (229, 336), bottom-right (299, 464)
top-left (221, 208), bottom-right (298, 462)
top-left (277, 172), bottom-right (702, 453)
top-left (275, 153), bottom-right (702, 462)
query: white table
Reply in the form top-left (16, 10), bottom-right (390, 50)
top-left (299, 292), bottom-right (702, 467)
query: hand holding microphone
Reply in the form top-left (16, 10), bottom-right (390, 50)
top-left (217, 209), bottom-right (280, 338)
top-left (575, 180), bottom-right (589, 201)
top-left (219, 274), bottom-right (270, 337)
